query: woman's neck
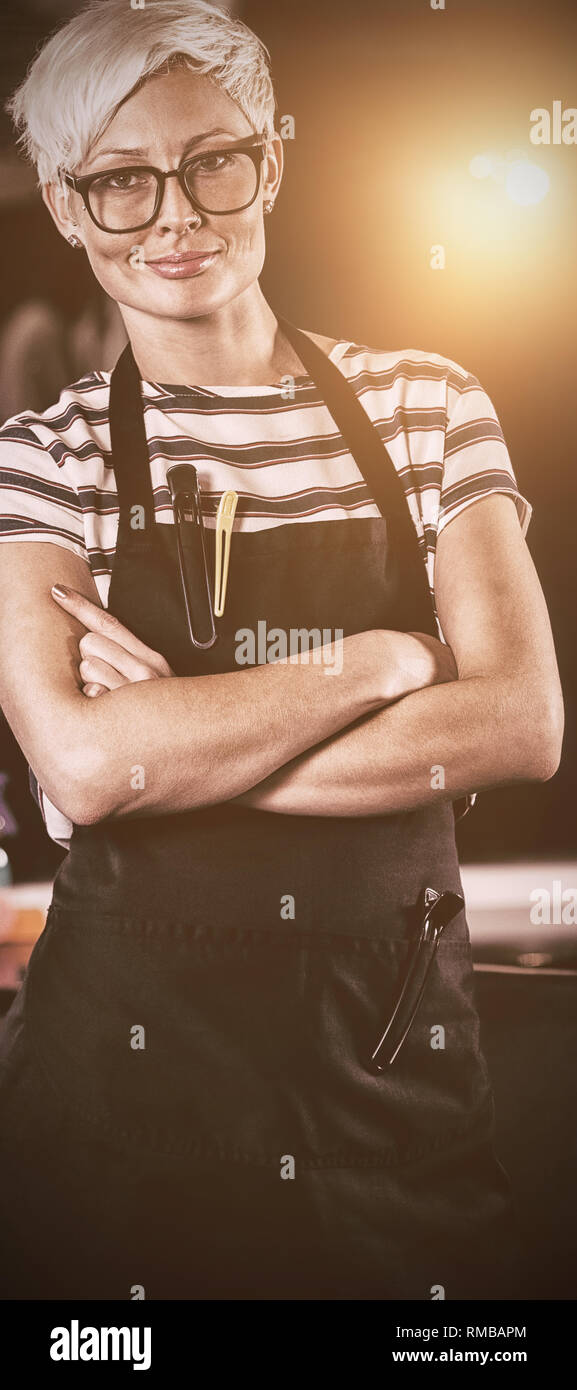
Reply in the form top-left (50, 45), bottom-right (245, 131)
top-left (120, 291), bottom-right (306, 387)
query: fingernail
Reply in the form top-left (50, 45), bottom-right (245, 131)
top-left (84, 684), bottom-right (101, 697)
top-left (51, 584), bottom-right (71, 598)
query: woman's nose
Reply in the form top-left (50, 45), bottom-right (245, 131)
top-left (155, 173), bottom-right (203, 230)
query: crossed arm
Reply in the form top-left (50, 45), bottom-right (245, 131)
top-left (233, 493), bottom-right (565, 815)
top-left (0, 494), bottom-right (564, 826)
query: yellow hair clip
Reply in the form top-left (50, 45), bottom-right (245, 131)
top-left (214, 490), bottom-right (238, 617)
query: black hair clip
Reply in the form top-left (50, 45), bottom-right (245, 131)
top-left (370, 886), bottom-right (465, 1070)
top-left (167, 464), bottom-right (217, 649)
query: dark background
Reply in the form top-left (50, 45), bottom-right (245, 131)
top-left (0, 0), bottom-right (575, 877)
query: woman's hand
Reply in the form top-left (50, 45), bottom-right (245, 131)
top-left (51, 583), bottom-right (175, 695)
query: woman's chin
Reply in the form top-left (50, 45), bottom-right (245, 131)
top-left (115, 279), bottom-right (229, 321)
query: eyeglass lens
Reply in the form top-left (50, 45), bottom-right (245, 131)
top-left (87, 150), bottom-right (259, 230)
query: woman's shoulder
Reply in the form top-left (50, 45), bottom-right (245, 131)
top-left (0, 370), bottom-right (108, 445)
top-left (303, 331), bottom-right (475, 386)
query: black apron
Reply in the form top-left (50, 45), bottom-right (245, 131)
top-left (0, 319), bottom-right (525, 1300)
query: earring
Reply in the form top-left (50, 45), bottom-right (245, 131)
top-left (67, 235), bottom-right (83, 249)
top-left (263, 200), bottom-right (275, 214)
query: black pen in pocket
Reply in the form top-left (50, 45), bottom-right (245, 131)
top-left (370, 887), bottom-right (465, 1070)
top-left (167, 464), bottom-right (217, 649)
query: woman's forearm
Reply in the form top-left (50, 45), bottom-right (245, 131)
top-left (66, 629), bottom-right (402, 823)
top-left (59, 627), bottom-right (454, 824)
top-left (232, 671), bottom-right (561, 818)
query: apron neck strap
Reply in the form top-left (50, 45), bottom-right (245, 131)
top-left (276, 314), bottom-right (436, 634)
top-left (109, 342), bottom-right (156, 536)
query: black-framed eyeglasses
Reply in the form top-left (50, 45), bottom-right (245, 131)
top-left (61, 134), bottom-right (268, 233)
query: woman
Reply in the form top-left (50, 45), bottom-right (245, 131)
top-left (0, 0), bottom-right (563, 1300)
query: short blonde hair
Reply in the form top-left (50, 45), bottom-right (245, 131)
top-left (6, 0), bottom-right (277, 189)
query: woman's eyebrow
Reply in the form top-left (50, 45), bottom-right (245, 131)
top-left (88, 128), bottom-right (237, 163)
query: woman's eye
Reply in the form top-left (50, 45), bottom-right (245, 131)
top-left (95, 171), bottom-right (149, 192)
top-left (195, 153), bottom-right (233, 173)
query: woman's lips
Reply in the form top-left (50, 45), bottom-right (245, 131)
top-left (146, 252), bottom-right (220, 279)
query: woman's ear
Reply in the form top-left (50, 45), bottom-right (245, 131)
top-left (41, 181), bottom-right (85, 244)
top-left (262, 132), bottom-right (284, 205)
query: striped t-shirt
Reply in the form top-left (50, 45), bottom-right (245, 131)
top-left (0, 336), bottom-right (532, 847)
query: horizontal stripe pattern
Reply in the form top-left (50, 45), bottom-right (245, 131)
top-left (0, 338), bottom-right (532, 847)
